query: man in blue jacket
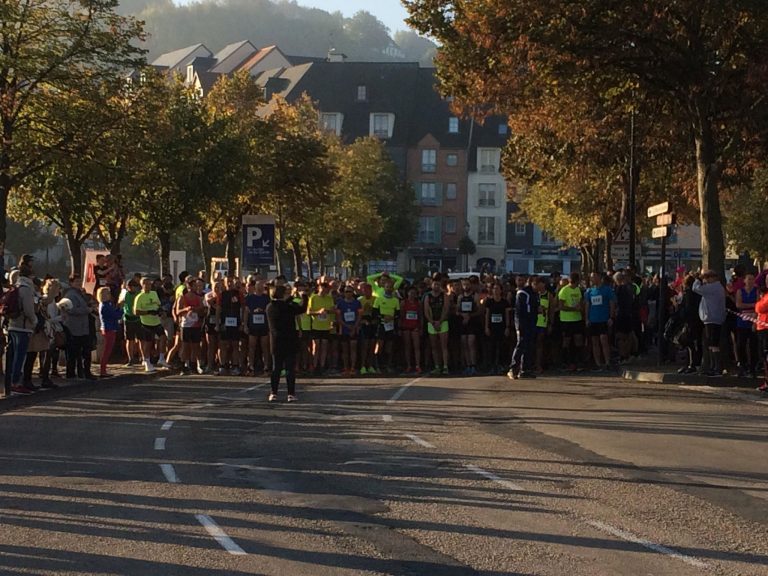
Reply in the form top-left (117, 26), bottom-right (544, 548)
top-left (693, 270), bottom-right (727, 377)
top-left (509, 274), bottom-right (539, 379)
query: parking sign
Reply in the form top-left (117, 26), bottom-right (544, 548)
top-left (241, 215), bottom-right (276, 271)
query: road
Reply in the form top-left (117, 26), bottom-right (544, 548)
top-left (0, 371), bottom-right (766, 575)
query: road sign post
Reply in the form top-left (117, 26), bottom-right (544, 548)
top-left (241, 215), bottom-right (276, 274)
top-left (647, 202), bottom-right (673, 367)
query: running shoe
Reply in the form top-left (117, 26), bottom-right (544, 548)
top-left (10, 385), bottom-right (34, 395)
top-left (287, 395), bottom-right (298, 403)
top-left (757, 382), bottom-right (768, 392)
top-left (441, 366), bottom-right (450, 376)
top-left (360, 367), bottom-right (368, 375)
top-left (268, 393), bottom-right (278, 402)
top-left (414, 366), bottom-right (422, 375)
top-left (506, 370), bottom-right (518, 380)
top-left (430, 367), bottom-right (442, 376)
top-left (231, 367), bottom-right (242, 377)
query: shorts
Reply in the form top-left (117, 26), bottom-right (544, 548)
top-left (704, 323), bottom-right (722, 347)
top-left (338, 333), bottom-right (358, 342)
top-left (460, 318), bottom-right (481, 336)
top-left (181, 327), bottom-right (202, 343)
top-left (360, 324), bottom-right (378, 340)
top-left (427, 321), bottom-right (450, 335)
top-left (124, 320), bottom-right (141, 341)
top-left (219, 327), bottom-right (242, 342)
top-left (141, 324), bottom-right (164, 342)
top-left (311, 330), bottom-right (331, 341)
top-left (248, 326), bottom-right (269, 338)
top-left (589, 322), bottom-right (608, 337)
top-left (560, 321), bottom-right (583, 338)
top-left (377, 324), bottom-right (397, 340)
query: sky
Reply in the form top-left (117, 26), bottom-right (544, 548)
top-left (175, 0), bottom-right (412, 33)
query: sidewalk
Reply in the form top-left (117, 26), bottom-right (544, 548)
top-left (621, 361), bottom-right (764, 391)
top-left (0, 364), bottom-right (164, 413)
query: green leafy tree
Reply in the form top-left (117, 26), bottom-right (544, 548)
top-left (724, 169), bottom-right (768, 263)
top-left (0, 0), bottom-right (145, 268)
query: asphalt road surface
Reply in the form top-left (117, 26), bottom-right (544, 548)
top-left (0, 371), bottom-right (766, 575)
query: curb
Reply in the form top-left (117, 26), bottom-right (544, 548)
top-left (0, 369), bottom-right (166, 414)
top-left (621, 368), bottom-right (761, 389)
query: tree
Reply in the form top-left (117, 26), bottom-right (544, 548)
top-left (394, 30), bottom-right (438, 66)
top-left (0, 0), bottom-right (145, 268)
top-left (724, 168), bottom-right (768, 263)
top-left (405, 0), bottom-right (768, 274)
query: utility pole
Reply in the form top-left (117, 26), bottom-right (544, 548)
top-left (628, 103), bottom-right (637, 269)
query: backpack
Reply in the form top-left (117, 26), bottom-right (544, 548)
top-left (0, 285), bottom-right (21, 319)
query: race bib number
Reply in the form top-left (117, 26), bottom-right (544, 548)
top-left (491, 314), bottom-right (503, 324)
top-left (208, 315), bottom-right (216, 325)
top-left (224, 316), bottom-right (238, 328)
top-left (590, 295), bottom-right (603, 306)
top-left (344, 311), bottom-right (356, 323)
top-left (252, 313), bottom-right (265, 325)
top-left (98, 279), bottom-right (107, 286)
top-left (406, 311), bottom-right (418, 321)
top-left (186, 312), bottom-right (199, 324)
top-left (383, 321), bottom-right (395, 332)
top-left (461, 301), bottom-right (473, 313)
top-left (317, 312), bottom-right (328, 322)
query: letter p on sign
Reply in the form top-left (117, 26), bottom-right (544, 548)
top-left (246, 227), bottom-right (262, 247)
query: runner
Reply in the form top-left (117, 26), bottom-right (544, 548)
top-left (558, 272), bottom-right (585, 371)
top-left (203, 280), bottom-right (223, 374)
top-left (484, 283), bottom-right (511, 375)
top-left (293, 281), bottom-right (313, 373)
top-left (584, 272), bottom-right (616, 371)
top-left (373, 278), bottom-right (400, 374)
top-left (367, 271), bottom-right (403, 299)
top-left (308, 281), bottom-right (335, 375)
top-left (118, 279), bottom-right (141, 366)
top-left (534, 277), bottom-right (552, 372)
top-left (399, 286), bottom-right (422, 374)
top-left (358, 282), bottom-right (377, 375)
top-left (176, 277), bottom-right (205, 375)
top-left (424, 280), bottom-right (450, 376)
top-left (216, 274), bottom-right (244, 376)
top-left (133, 276), bottom-right (167, 373)
top-left (336, 284), bottom-right (362, 376)
top-left (457, 278), bottom-right (482, 375)
top-left (244, 279), bottom-right (271, 375)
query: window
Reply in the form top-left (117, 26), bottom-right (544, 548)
top-left (421, 149), bottom-right (437, 173)
top-left (321, 113), bottom-right (342, 136)
top-left (446, 153), bottom-right (458, 167)
top-left (444, 216), bottom-right (457, 234)
top-left (445, 182), bottom-right (457, 200)
top-left (370, 113), bottom-right (394, 138)
top-left (418, 216), bottom-right (439, 243)
top-left (357, 85), bottom-right (367, 101)
top-left (448, 117), bottom-right (459, 133)
top-left (515, 222), bottom-right (527, 236)
top-left (498, 123), bottom-right (508, 135)
top-left (541, 230), bottom-right (556, 244)
top-left (186, 64), bottom-right (195, 84)
top-left (478, 183), bottom-right (497, 207)
top-left (419, 182), bottom-right (439, 205)
top-left (479, 148), bottom-right (500, 173)
top-left (478, 217), bottom-right (496, 245)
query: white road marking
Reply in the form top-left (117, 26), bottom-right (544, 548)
top-left (160, 464), bottom-right (179, 483)
top-left (387, 378), bottom-right (421, 404)
top-left (586, 520), bottom-right (708, 569)
top-left (245, 385), bottom-right (262, 392)
top-left (161, 420), bottom-right (174, 431)
top-left (154, 437), bottom-right (166, 451)
top-left (382, 414), bottom-right (393, 422)
top-left (405, 433), bottom-right (435, 449)
top-left (195, 514), bottom-right (247, 556)
top-left (464, 464), bottom-right (524, 491)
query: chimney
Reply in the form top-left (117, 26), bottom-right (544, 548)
top-left (327, 48), bottom-right (347, 63)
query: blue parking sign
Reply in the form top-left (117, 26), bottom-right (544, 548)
top-left (241, 216), bottom-right (276, 270)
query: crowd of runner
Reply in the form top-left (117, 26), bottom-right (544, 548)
top-left (2, 254), bottom-right (767, 399)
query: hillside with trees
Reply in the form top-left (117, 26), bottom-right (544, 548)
top-left (119, 0), bottom-right (437, 64)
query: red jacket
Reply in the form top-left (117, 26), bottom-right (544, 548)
top-left (756, 293), bottom-right (768, 332)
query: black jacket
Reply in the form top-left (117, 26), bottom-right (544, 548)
top-left (266, 296), bottom-right (307, 346)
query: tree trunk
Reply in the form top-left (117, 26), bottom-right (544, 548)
top-left (693, 111), bottom-right (725, 276)
top-left (0, 167), bottom-right (10, 270)
top-left (66, 234), bottom-right (83, 277)
top-left (604, 229), bottom-right (614, 271)
top-left (198, 226), bottom-right (211, 276)
top-left (318, 242), bottom-right (326, 276)
top-left (306, 241), bottom-right (314, 281)
top-left (225, 227), bottom-right (238, 278)
top-left (109, 216), bottom-right (128, 256)
top-left (158, 231), bottom-right (171, 278)
top-left (291, 238), bottom-right (302, 279)
top-left (591, 242), bottom-right (601, 274)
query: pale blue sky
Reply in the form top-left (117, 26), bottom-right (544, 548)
top-left (174, 1), bottom-right (412, 33)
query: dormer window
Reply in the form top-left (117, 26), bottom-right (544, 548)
top-left (370, 113), bottom-right (394, 139)
top-left (357, 85), bottom-right (367, 101)
top-left (186, 64), bottom-right (195, 84)
top-left (448, 117), bottom-right (459, 134)
top-left (321, 113), bottom-right (343, 136)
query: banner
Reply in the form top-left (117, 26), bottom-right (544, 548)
top-left (241, 215), bottom-right (276, 271)
top-left (83, 249), bottom-right (103, 295)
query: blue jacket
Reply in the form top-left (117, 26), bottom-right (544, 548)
top-left (99, 302), bottom-right (124, 332)
top-left (515, 286), bottom-right (539, 330)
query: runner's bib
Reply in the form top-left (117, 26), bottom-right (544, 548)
top-left (252, 313), bottom-right (265, 325)
top-left (224, 316), bottom-right (238, 328)
top-left (406, 311), bottom-right (418, 321)
top-left (318, 312), bottom-right (328, 322)
top-left (383, 322), bottom-right (395, 332)
top-left (590, 295), bottom-right (603, 306)
top-left (491, 314), bottom-right (503, 324)
top-left (461, 301), bottom-right (473, 313)
top-left (344, 311), bottom-right (356, 323)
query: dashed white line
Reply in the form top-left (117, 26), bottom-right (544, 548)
top-left (586, 520), bottom-right (707, 568)
top-left (195, 514), bottom-right (247, 556)
top-left (160, 463), bottom-right (179, 483)
top-left (381, 414), bottom-right (393, 422)
top-left (387, 378), bottom-right (421, 404)
top-left (405, 433), bottom-right (435, 449)
top-left (464, 464), bottom-right (524, 491)
top-left (161, 420), bottom-right (174, 431)
top-left (154, 437), bottom-right (166, 451)
top-left (245, 385), bottom-right (263, 392)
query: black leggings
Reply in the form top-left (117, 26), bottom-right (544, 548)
top-left (736, 327), bottom-right (758, 371)
top-left (271, 344), bottom-right (297, 395)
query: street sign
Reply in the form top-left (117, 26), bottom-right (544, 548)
top-left (652, 225), bottom-right (669, 239)
top-left (656, 213), bottom-right (676, 226)
top-left (241, 215), bottom-right (276, 270)
top-left (647, 202), bottom-right (670, 218)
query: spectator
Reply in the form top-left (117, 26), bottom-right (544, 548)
top-left (98, 286), bottom-right (123, 377)
top-left (63, 274), bottom-right (97, 380)
top-left (677, 275), bottom-right (703, 374)
top-left (7, 262), bottom-right (39, 394)
top-left (693, 270), bottom-right (727, 377)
